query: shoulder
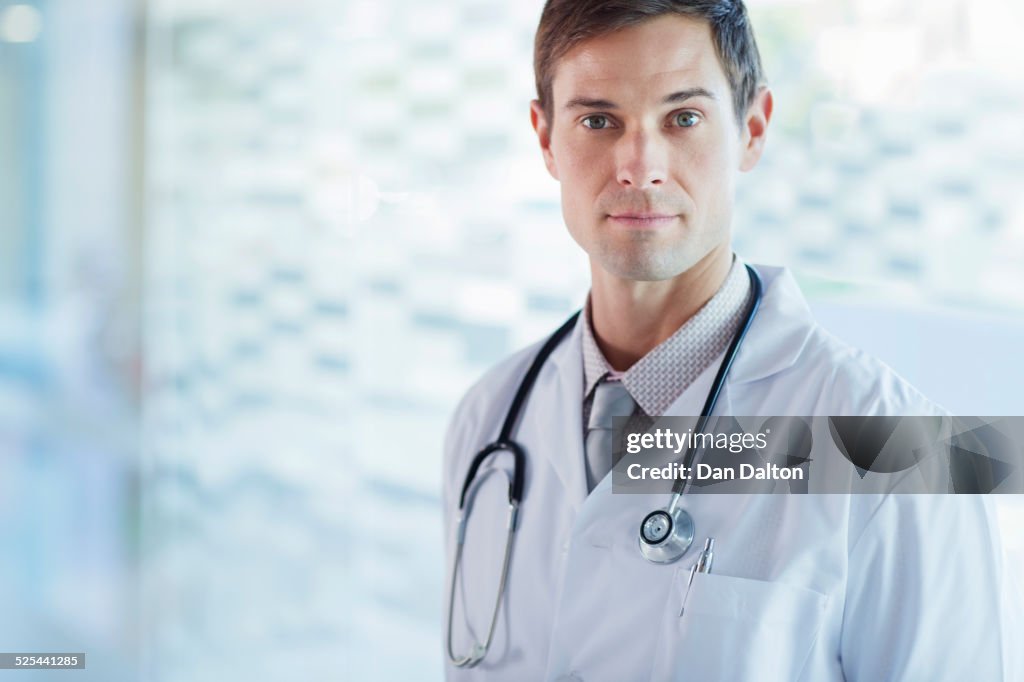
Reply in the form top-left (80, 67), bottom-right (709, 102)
top-left (800, 323), bottom-right (945, 416)
top-left (743, 264), bottom-right (943, 417)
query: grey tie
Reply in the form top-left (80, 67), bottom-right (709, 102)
top-left (585, 379), bottom-right (636, 491)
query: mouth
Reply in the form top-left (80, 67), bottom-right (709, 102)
top-left (607, 213), bottom-right (679, 229)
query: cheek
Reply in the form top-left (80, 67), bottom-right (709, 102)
top-left (554, 140), bottom-right (606, 204)
top-left (559, 182), bottom-right (591, 237)
top-left (553, 137), bottom-right (603, 181)
top-left (675, 134), bottom-right (737, 204)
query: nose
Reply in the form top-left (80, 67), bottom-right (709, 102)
top-left (615, 129), bottom-right (668, 189)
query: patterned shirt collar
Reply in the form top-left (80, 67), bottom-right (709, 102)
top-left (581, 256), bottom-right (752, 417)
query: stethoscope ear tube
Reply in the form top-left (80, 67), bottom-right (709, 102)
top-left (497, 312), bottom-right (581, 445)
top-left (458, 312), bottom-right (580, 511)
top-left (679, 265), bottom-right (762, 496)
top-left (447, 313), bottom-right (579, 668)
top-left (638, 265), bottom-right (764, 562)
top-left (447, 467), bottom-right (520, 667)
top-left (459, 440), bottom-right (527, 509)
top-left (694, 264), bottom-right (763, 427)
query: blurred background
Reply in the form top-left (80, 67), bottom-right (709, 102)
top-left (0, 0), bottom-right (1021, 679)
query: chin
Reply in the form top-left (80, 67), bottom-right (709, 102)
top-left (598, 252), bottom-right (688, 282)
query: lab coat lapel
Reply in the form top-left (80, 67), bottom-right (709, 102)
top-left (527, 314), bottom-right (589, 513)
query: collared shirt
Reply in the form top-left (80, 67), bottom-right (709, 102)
top-left (581, 256), bottom-right (753, 431)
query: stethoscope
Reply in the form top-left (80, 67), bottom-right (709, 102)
top-left (446, 264), bottom-right (764, 668)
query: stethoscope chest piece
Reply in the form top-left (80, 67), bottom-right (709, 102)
top-left (638, 506), bottom-right (695, 564)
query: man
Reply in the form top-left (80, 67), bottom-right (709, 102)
top-left (443, 1), bottom-right (1021, 680)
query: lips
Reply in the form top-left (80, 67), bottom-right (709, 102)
top-left (610, 213), bottom-right (675, 220)
top-left (607, 213), bottom-right (679, 228)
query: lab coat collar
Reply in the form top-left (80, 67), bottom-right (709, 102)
top-left (724, 263), bottom-right (815, 386)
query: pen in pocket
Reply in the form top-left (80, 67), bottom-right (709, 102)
top-left (679, 537), bottom-right (715, 616)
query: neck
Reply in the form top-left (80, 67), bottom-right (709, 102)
top-left (589, 245), bottom-right (733, 372)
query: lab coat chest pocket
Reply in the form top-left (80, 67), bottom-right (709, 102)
top-left (650, 570), bottom-right (829, 681)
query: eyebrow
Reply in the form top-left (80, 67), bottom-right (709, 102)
top-left (563, 87), bottom-right (717, 111)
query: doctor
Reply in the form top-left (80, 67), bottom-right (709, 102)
top-left (442, 1), bottom-right (1021, 680)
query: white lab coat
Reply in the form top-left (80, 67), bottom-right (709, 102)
top-left (442, 264), bottom-right (1022, 681)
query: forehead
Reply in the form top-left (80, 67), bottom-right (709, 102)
top-left (550, 14), bottom-right (728, 104)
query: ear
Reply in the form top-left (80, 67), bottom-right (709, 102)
top-left (530, 99), bottom-right (560, 181)
top-left (738, 86), bottom-right (773, 172)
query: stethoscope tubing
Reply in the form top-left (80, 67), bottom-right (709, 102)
top-left (670, 265), bottom-right (764, 498)
top-left (447, 263), bottom-right (763, 667)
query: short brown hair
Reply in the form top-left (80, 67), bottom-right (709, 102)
top-left (534, 0), bottom-right (765, 126)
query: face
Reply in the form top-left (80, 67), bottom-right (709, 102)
top-left (531, 15), bottom-right (771, 282)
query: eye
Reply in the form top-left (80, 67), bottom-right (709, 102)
top-left (673, 111), bottom-right (701, 128)
top-left (582, 115), bottom-right (612, 130)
